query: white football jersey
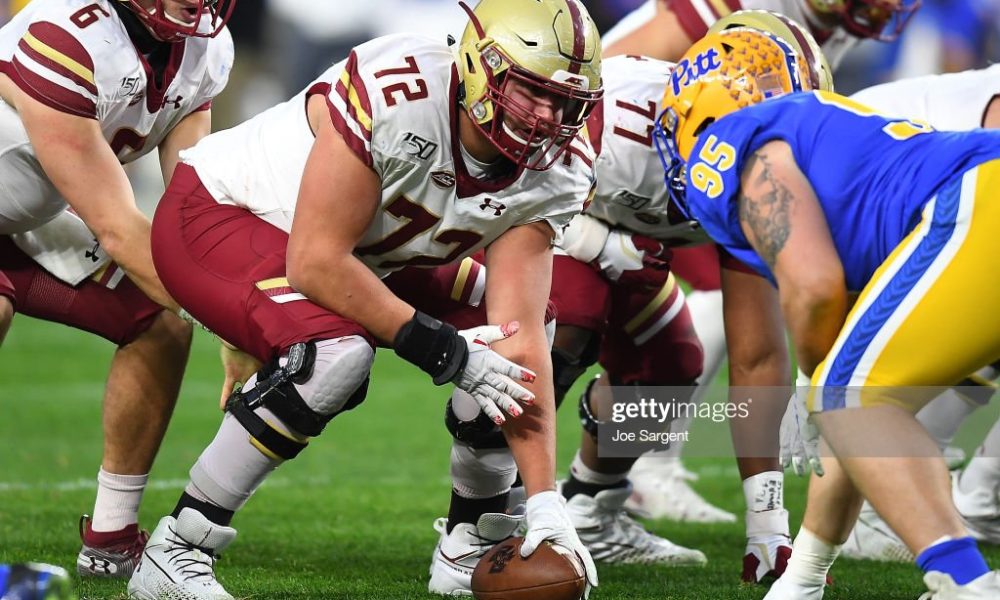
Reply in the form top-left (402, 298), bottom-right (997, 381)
top-left (601, 0), bottom-right (857, 69)
top-left (0, 0), bottom-right (233, 233)
top-left (584, 55), bottom-right (705, 245)
top-left (184, 34), bottom-right (596, 279)
top-left (851, 64), bottom-right (1000, 131)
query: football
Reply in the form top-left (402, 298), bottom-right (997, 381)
top-left (471, 537), bottom-right (586, 600)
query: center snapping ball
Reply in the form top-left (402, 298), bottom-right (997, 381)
top-left (471, 536), bottom-right (586, 600)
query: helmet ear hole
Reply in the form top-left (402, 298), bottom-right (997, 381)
top-left (694, 118), bottom-right (715, 137)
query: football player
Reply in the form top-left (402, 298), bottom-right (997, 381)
top-left (426, 11), bottom-right (833, 590)
top-left (125, 1), bottom-right (604, 599)
top-left (0, 0), bottom-right (235, 580)
top-left (594, 0), bottom-right (918, 579)
top-left (794, 65), bottom-right (1000, 562)
top-left (549, 12), bottom-right (833, 581)
top-left (657, 26), bottom-right (1000, 600)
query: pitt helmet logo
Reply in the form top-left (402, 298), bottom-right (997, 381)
top-left (670, 47), bottom-right (722, 96)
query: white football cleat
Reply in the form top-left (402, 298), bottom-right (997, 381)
top-left (742, 534), bottom-right (792, 583)
top-left (920, 570), bottom-right (1000, 600)
top-left (428, 512), bottom-right (523, 596)
top-left (127, 508), bottom-right (236, 600)
top-left (953, 472), bottom-right (1000, 545)
top-left (565, 486), bottom-right (707, 566)
top-left (625, 458), bottom-right (737, 523)
top-left (763, 574), bottom-right (826, 600)
top-left (840, 504), bottom-right (913, 563)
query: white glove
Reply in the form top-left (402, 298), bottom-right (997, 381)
top-left (559, 213), bottom-right (610, 263)
top-left (455, 321), bottom-right (537, 426)
top-left (521, 490), bottom-right (598, 597)
top-left (779, 371), bottom-right (824, 477)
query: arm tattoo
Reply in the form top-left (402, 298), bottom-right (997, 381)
top-left (738, 151), bottom-right (793, 268)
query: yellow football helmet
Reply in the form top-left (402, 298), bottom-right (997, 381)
top-left (707, 10), bottom-right (834, 93)
top-left (653, 27), bottom-right (817, 220)
top-left (456, 0), bottom-right (603, 170)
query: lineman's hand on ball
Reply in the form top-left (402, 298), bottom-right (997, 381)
top-left (521, 490), bottom-right (599, 597)
top-left (219, 341), bottom-right (262, 410)
top-left (455, 322), bottom-right (537, 425)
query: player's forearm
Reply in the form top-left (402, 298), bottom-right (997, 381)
top-left (97, 211), bottom-right (178, 312)
top-left (286, 253), bottom-right (413, 343)
top-left (499, 336), bottom-right (557, 496)
top-left (782, 288), bottom-right (847, 377)
top-left (159, 110), bottom-right (211, 186)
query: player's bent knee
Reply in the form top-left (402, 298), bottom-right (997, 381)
top-left (227, 337), bottom-right (373, 460)
top-left (138, 309), bottom-right (194, 351)
top-left (445, 390), bottom-right (508, 449)
top-left (551, 327), bottom-right (600, 408)
top-left (450, 440), bottom-right (517, 499)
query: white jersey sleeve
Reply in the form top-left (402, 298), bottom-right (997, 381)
top-left (850, 64), bottom-right (1000, 131)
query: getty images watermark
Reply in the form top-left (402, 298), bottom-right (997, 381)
top-left (595, 385), bottom-right (759, 458)
top-left (595, 385), bottom-right (1000, 459)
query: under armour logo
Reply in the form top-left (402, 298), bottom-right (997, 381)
top-left (161, 94), bottom-right (184, 110)
top-left (87, 556), bottom-right (113, 575)
top-left (479, 198), bottom-right (506, 216)
top-left (85, 238), bottom-right (101, 263)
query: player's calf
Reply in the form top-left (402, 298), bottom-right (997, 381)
top-left (0, 295), bottom-right (12, 347)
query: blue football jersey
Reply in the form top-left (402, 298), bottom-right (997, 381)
top-left (684, 91), bottom-right (1000, 291)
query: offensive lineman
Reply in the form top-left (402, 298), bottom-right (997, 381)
top-left (426, 12), bottom-right (833, 592)
top-left (0, 0), bottom-right (235, 579)
top-left (126, 1), bottom-right (603, 598)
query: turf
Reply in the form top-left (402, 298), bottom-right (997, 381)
top-left (1, 317), bottom-right (997, 599)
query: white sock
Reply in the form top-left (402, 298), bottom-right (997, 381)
top-left (744, 471), bottom-right (789, 538)
top-left (783, 528), bottom-right (840, 587)
top-left (569, 451), bottom-right (628, 486)
top-left (91, 468), bottom-right (147, 532)
top-left (916, 389), bottom-right (980, 451)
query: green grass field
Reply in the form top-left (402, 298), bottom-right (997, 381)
top-left (2, 316), bottom-right (997, 599)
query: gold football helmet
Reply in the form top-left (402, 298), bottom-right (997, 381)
top-left (707, 10), bottom-right (834, 93)
top-left (456, 0), bottom-right (603, 170)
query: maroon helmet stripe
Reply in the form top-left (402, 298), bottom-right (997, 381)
top-left (565, 0), bottom-right (586, 74)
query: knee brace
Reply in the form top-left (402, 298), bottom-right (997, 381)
top-left (578, 376), bottom-right (603, 441)
top-left (445, 391), bottom-right (508, 449)
top-left (552, 334), bottom-right (600, 409)
top-left (226, 336), bottom-right (373, 460)
top-left (450, 440), bottom-right (517, 499)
